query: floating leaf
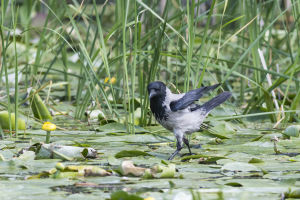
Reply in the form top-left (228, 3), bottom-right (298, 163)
top-left (181, 154), bottom-right (226, 163)
top-left (160, 164), bottom-right (176, 178)
top-left (51, 171), bottom-right (81, 179)
top-left (17, 151), bottom-right (35, 161)
top-left (32, 143), bottom-right (97, 161)
top-left (283, 125), bottom-right (300, 138)
top-left (285, 188), bottom-right (300, 198)
top-left (203, 122), bottom-right (235, 139)
top-left (85, 109), bottom-right (105, 120)
top-left (142, 168), bottom-right (154, 179)
top-left (251, 135), bottom-right (264, 142)
top-left (224, 182), bottom-right (243, 187)
top-left (115, 150), bottom-right (152, 158)
top-left (29, 163), bottom-right (110, 179)
top-left (221, 162), bottom-right (260, 172)
top-left (97, 122), bottom-right (149, 133)
top-left (65, 165), bottom-right (111, 176)
top-left (248, 157), bottom-right (264, 163)
top-left (111, 191), bottom-right (143, 200)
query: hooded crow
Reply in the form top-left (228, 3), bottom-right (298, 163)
top-left (147, 81), bottom-right (231, 160)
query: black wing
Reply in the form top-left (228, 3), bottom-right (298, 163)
top-left (199, 91), bottom-right (232, 113)
top-left (170, 83), bottom-right (220, 112)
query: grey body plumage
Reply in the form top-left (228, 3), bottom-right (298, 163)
top-left (147, 81), bottom-right (231, 160)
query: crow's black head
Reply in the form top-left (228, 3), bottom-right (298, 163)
top-left (147, 81), bottom-right (167, 99)
top-left (147, 81), bottom-right (168, 121)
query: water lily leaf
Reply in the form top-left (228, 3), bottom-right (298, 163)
top-left (221, 162), bottom-right (261, 172)
top-left (107, 155), bottom-right (121, 165)
top-left (29, 163), bottom-right (110, 179)
top-left (97, 122), bottom-right (149, 133)
top-left (0, 149), bottom-right (14, 160)
top-left (160, 163), bottom-right (176, 178)
top-left (115, 150), bottom-right (152, 158)
top-left (203, 122), bottom-right (235, 139)
top-left (111, 190), bottom-right (143, 200)
top-left (251, 135), bottom-right (264, 142)
top-left (248, 157), bottom-right (264, 163)
top-left (285, 188), bottom-right (300, 198)
top-left (17, 151), bottom-right (35, 161)
top-left (181, 154), bottom-right (226, 163)
top-left (227, 152), bottom-right (251, 162)
top-left (27, 171), bottom-right (52, 179)
top-left (142, 168), bottom-right (154, 179)
top-left (32, 143), bottom-right (97, 161)
top-left (99, 118), bottom-right (118, 125)
top-left (283, 125), bottom-right (300, 137)
top-left (50, 171), bottom-right (81, 179)
top-left (224, 182), bottom-right (243, 187)
top-left (64, 165), bottom-right (111, 176)
top-left (85, 109), bottom-right (105, 120)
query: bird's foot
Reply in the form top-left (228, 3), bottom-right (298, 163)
top-left (168, 148), bottom-right (182, 160)
top-left (168, 151), bottom-right (179, 160)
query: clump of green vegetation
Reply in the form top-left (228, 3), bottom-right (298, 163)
top-left (0, 0), bottom-right (299, 135)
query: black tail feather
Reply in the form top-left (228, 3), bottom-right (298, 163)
top-left (199, 83), bottom-right (221, 95)
top-left (201, 91), bottom-right (231, 113)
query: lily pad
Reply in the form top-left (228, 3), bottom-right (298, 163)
top-left (31, 143), bottom-right (97, 161)
top-left (283, 125), bottom-right (300, 138)
top-left (285, 188), bottom-right (300, 198)
top-left (203, 121), bottom-right (236, 139)
top-left (181, 154), bottom-right (226, 163)
top-left (115, 150), bottom-right (152, 158)
top-left (248, 157), bottom-right (264, 163)
top-left (224, 182), bottom-right (243, 187)
top-left (221, 162), bottom-right (261, 172)
top-left (160, 163), bottom-right (176, 178)
top-left (97, 122), bottom-right (149, 133)
top-left (111, 191), bottom-right (143, 200)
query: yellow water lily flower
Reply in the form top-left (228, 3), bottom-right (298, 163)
top-left (110, 77), bottom-right (116, 84)
top-left (42, 122), bottom-right (56, 143)
top-left (104, 77), bottom-right (116, 84)
top-left (42, 122), bottom-right (56, 131)
top-left (104, 77), bottom-right (110, 83)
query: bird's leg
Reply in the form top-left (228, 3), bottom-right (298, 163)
top-left (183, 137), bottom-right (192, 155)
top-left (168, 134), bottom-right (183, 160)
top-left (168, 141), bottom-right (182, 160)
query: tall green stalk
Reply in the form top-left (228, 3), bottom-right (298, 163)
top-left (120, 0), bottom-right (132, 133)
top-left (0, 0), bottom-right (12, 137)
top-left (130, 1), bottom-right (139, 133)
top-left (12, 1), bottom-right (19, 137)
top-left (184, 0), bottom-right (195, 91)
top-left (195, 0), bottom-right (216, 88)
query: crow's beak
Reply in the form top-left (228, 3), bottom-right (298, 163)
top-left (148, 89), bottom-right (156, 99)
